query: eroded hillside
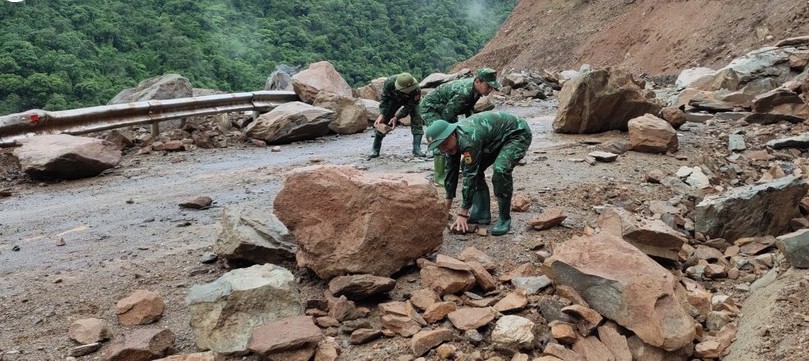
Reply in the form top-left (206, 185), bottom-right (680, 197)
top-left (457, 0), bottom-right (809, 76)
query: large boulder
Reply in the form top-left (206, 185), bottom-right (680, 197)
top-left (313, 92), bottom-right (369, 135)
top-left (695, 175), bottom-right (808, 241)
top-left (543, 233), bottom-right (696, 351)
top-left (358, 99), bottom-right (380, 123)
top-left (717, 46), bottom-right (796, 85)
top-left (354, 77), bottom-right (386, 101)
top-left (274, 165), bottom-right (445, 278)
top-left (675, 67), bottom-right (716, 90)
top-left (419, 69), bottom-right (472, 88)
top-left (244, 102), bottom-right (334, 144)
top-left (108, 74), bottom-right (192, 104)
top-left (13, 134), bottom-right (121, 180)
top-left (214, 203), bottom-right (296, 265)
top-left (751, 88), bottom-right (809, 119)
top-left (186, 264), bottom-right (302, 354)
top-left (553, 68), bottom-right (662, 134)
top-left (266, 71), bottom-right (293, 91)
top-left (291, 61), bottom-right (352, 104)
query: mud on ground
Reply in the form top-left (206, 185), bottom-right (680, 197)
top-left (0, 99), bottom-right (808, 360)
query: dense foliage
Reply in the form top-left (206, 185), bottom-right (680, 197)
top-left (0, 0), bottom-right (515, 114)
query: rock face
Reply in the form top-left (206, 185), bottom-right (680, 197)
top-left (186, 264), bottom-right (302, 354)
top-left (214, 203), bottom-right (296, 265)
top-left (544, 233), bottom-right (696, 351)
top-left (13, 134), bottom-right (121, 180)
top-left (274, 165), bottom-right (445, 278)
top-left (108, 74), bottom-right (193, 104)
top-left (695, 175), bottom-right (808, 241)
top-left (244, 102), bottom-right (335, 144)
top-left (553, 68), bottom-right (662, 134)
top-left (291, 61), bottom-right (353, 104)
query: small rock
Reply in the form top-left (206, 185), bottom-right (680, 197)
top-left (68, 343), bottom-right (102, 357)
top-left (179, 196), bottom-right (213, 209)
top-left (271, 146), bottom-right (282, 152)
top-left (199, 252), bottom-right (217, 264)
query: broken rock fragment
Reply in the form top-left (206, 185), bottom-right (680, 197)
top-left (186, 264), bottom-right (302, 354)
top-left (327, 274), bottom-right (396, 300)
top-left (544, 233), bottom-right (696, 351)
top-left (101, 329), bottom-right (175, 361)
top-left (115, 290), bottom-right (165, 326)
top-left (214, 203), bottom-right (296, 265)
top-left (248, 316), bottom-right (323, 361)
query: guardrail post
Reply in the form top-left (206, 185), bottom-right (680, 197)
top-left (151, 122), bottom-right (159, 136)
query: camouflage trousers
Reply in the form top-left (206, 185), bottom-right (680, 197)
top-left (480, 130), bottom-right (532, 197)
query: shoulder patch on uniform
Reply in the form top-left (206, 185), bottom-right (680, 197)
top-left (463, 151), bottom-right (472, 165)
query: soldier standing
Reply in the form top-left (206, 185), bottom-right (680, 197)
top-left (369, 73), bottom-right (425, 159)
top-left (418, 68), bottom-right (500, 186)
top-left (425, 111), bottom-right (532, 236)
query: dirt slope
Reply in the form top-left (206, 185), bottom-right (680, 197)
top-left (457, 0), bottom-right (809, 76)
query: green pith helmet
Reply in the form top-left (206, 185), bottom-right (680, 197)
top-left (395, 73), bottom-right (419, 93)
top-left (426, 119), bottom-right (457, 151)
top-left (475, 68), bottom-right (501, 90)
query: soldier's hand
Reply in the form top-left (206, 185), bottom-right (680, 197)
top-left (389, 117), bottom-right (398, 129)
top-left (451, 216), bottom-right (469, 233)
top-left (373, 115), bottom-right (384, 126)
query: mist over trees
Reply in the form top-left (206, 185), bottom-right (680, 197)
top-left (0, 0), bottom-right (515, 114)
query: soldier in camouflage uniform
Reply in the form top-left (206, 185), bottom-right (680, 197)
top-left (369, 73), bottom-right (425, 159)
top-left (418, 68), bottom-right (500, 186)
top-left (425, 111), bottom-right (532, 236)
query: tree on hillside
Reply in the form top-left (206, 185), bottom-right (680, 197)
top-left (0, 0), bottom-right (516, 114)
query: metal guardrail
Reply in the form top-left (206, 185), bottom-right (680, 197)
top-left (0, 90), bottom-right (299, 146)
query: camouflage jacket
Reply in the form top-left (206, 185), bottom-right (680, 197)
top-left (379, 76), bottom-right (421, 121)
top-left (445, 111), bottom-right (532, 209)
top-left (419, 77), bottom-right (479, 123)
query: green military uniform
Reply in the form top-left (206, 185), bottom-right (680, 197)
top-left (437, 111), bottom-right (532, 236)
top-left (417, 77), bottom-right (480, 131)
top-left (379, 76), bottom-right (421, 131)
top-left (369, 73), bottom-right (425, 158)
top-left (418, 68), bottom-right (501, 186)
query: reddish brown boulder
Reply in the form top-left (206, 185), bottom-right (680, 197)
top-left (291, 61), bottom-right (352, 104)
top-left (274, 165), bottom-right (445, 278)
top-left (115, 290), bottom-right (165, 326)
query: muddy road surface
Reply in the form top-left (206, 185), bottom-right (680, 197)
top-left (0, 100), bottom-right (697, 360)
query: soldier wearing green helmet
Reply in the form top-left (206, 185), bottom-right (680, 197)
top-left (425, 111), bottom-right (532, 236)
top-left (368, 72), bottom-right (425, 159)
top-left (418, 68), bottom-right (501, 186)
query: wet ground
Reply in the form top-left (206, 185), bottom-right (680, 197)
top-left (0, 98), bottom-right (700, 360)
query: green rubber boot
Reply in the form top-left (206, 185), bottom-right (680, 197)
top-left (468, 187), bottom-right (491, 225)
top-left (491, 195), bottom-right (512, 236)
top-left (412, 134), bottom-right (426, 157)
top-left (368, 132), bottom-right (384, 159)
top-left (433, 152), bottom-right (446, 186)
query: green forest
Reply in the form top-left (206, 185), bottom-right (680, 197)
top-left (0, 0), bottom-right (516, 114)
